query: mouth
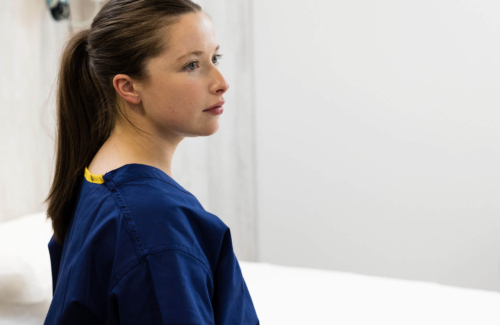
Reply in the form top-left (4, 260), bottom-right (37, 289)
top-left (203, 106), bottom-right (224, 115)
top-left (203, 100), bottom-right (225, 111)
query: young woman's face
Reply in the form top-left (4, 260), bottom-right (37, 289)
top-left (136, 11), bottom-right (229, 138)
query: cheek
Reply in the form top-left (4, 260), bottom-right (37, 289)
top-left (147, 80), bottom-right (179, 111)
top-left (150, 88), bottom-right (195, 121)
top-left (145, 76), bottom-right (204, 119)
top-left (175, 80), bottom-right (202, 97)
top-left (169, 82), bottom-right (204, 110)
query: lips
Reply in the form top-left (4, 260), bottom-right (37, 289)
top-left (204, 100), bottom-right (225, 111)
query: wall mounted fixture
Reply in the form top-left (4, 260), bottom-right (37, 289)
top-left (46, 0), bottom-right (70, 21)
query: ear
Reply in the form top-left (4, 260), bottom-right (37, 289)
top-left (112, 74), bottom-right (142, 105)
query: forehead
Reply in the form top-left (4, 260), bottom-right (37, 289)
top-left (167, 12), bottom-right (217, 56)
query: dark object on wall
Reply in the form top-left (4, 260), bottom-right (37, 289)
top-left (47, 0), bottom-right (70, 21)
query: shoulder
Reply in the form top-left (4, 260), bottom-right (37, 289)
top-left (109, 176), bottom-right (229, 275)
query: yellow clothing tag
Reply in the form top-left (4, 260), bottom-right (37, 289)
top-left (84, 167), bottom-right (105, 184)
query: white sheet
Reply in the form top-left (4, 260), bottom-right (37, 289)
top-left (0, 212), bottom-right (53, 304)
top-left (240, 261), bottom-right (500, 324)
top-left (0, 300), bottom-right (51, 325)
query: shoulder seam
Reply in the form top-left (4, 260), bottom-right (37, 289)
top-left (105, 180), bottom-right (145, 259)
top-left (146, 245), bottom-right (212, 279)
top-left (108, 248), bottom-right (213, 298)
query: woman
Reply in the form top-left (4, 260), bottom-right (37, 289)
top-left (43, 0), bottom-right (259, 324)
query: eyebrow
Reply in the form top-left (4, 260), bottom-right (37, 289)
top-left (176, 45), bottom-right (220, 63)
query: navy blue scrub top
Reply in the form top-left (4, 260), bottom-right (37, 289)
top-left (43, 163), bottom-right (259, 325)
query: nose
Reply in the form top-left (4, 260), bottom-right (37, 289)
top-left (211, 67), bottom-right (230, 95)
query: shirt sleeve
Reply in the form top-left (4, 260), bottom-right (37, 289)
top-left (48, 235), bottom-right (63, 296)
top-left (211, 229), bottom-right (260, 325)
top-left (109, 249), bottom-right (215, 325)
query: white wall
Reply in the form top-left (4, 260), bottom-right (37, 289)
top-left (0, 0), bottom-right (110, 222)
top-left (0, 0), bottom-right (69, 221)
top-left (253, 0), bottom-right (500, 292)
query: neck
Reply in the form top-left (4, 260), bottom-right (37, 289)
top-left (89, 117), bottom-right (183, 179)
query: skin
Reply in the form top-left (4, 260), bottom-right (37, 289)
top-left (88, 11), bottom-right (229, 179)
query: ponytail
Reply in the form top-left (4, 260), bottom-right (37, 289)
top-left (43, 0), bottom-right (203, 245)
top-left (44, 29), bottom-right (112, 244)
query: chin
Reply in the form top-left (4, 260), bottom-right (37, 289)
top-left (187, 123), bottom-right (219, 137)
top-left (204, 124), bottom-right (220, 136)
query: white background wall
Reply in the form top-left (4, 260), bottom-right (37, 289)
top-left (253, 0), bottom-right (500, 292)
top-left (0, 0), bottom-right (68, 220)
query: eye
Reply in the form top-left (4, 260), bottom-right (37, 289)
top-left (183, 54), bottom-right (223, 72)
top-left (184, 61), bottom-right (198, 72)
top-left (213, 54), bottom-right (223, 65)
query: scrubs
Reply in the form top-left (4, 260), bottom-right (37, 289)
top-left (43, 163), bottom-right (259, 325)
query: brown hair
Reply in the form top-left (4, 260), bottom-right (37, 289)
top-left (44, 0), bottom-right (203, 244)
